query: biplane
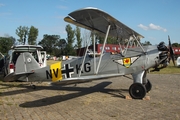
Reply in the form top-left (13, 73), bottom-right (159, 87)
top-left (2, 7), bottom-right (175, 99)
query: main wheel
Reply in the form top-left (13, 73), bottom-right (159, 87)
top-left (145, 79), bottom-right (152, 93)
top-left (129, 83), bottom-right (146, 99)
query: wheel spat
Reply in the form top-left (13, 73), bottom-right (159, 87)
top-left (145, 79), bottom-right (152, 93)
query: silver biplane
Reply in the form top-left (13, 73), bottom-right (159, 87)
top-left (2, 7), bottom-right (175, 99)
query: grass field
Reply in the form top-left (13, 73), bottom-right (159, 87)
top-left (47, 60), bottom-right (179, 74)
top-left (150, 61), bottom-right (180, 74)
top-left (47, 60), bottom-right (60, 65)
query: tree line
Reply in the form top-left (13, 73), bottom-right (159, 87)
top-left (0, 24), bottom-right (179, 56)
top-left (0, 24), bottom-right (120, 56)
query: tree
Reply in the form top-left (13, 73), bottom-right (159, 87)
top-left (107, 37), bottom-right (118, 44)
top-left (92, 32), bottom-right (118, 45)
top-left (96, 34), bottom-right (104, 44)
top-left (38, 34), bottom-right (60, 55)
top-left (65, 24), bottom-right (75, 55)
top-left (81, 29), bottom-right (91, 47)
top-left (141, 41), bottom-right (152, 46)
top-left (15, 26), bottom-right (29, 44)
top-left (90, 32), bottom-right (98, 45)
top-left (28, 26), bottom-right (38, 45)
top-left (0, 37), bottom-right (15, 54)
top-left (75, 26), bottom-right (82, 49)
top-left (172, 43), bottom-right (180, 47)
top-left (56, 39), bottom-right (67, 55)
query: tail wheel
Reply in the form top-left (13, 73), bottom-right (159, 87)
top-left (145, 79), bottom-right (152, 93)
top-left (129, 83), bottom-right (146, 99)
top-left (30, 84), bottom-right (36, 89)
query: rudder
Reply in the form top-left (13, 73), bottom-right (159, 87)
top-left (15, 52), bottom-right (41, 74)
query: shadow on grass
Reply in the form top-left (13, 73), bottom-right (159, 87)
top-left (18, 82), bottom-right (128, 108)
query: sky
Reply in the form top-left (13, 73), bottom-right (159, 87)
top-left (0, 0), bottom-right (180, 45)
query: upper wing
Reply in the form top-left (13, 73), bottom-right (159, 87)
top-left (64, 7), bottom-right (144, 40)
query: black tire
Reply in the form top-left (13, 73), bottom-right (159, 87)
top-left (129, 83), bottom-right (146, 99)
top-left (145, 79), bottom-right (152, 93)
top-left (31, 85), bottom-right (36, 89)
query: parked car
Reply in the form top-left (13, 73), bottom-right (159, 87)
top-left (1, 45), bottom-right (46, 77)
top-left (177, 56), bottom-right (180, 67)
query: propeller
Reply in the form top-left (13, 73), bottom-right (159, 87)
top-left (153, 35), bottom-right (176, 72)
top-left (168, 35), bottom-right (175, 66)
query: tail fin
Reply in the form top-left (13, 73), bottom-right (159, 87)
top-left (15, 52), bottom-right (41, 74)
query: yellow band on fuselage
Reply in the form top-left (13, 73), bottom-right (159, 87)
top-left (50, 62), bottom-right (62, 81)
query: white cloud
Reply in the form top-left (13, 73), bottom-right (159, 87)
top-left (138, 23), bottom-right (167, 32)
top-left (138, 24), bottom-right (149, 30)
top-left (149, 23), bottom-right (167, 32)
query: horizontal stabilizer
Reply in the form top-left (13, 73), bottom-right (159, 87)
top-left (3, 71), bottom-right (34, 82)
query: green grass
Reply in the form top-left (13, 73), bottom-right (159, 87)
top-left (47, 60), bottom-right (60, 65)
top-left (150, 62), bottom-right (180, 74)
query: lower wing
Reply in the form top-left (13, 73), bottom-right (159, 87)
top-left (51, 73), bottom-right (124, 85)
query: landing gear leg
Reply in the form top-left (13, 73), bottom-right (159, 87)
top-left (130, 70), bottom-right (152, 99)
top-left (129, 83), bottom-right (146, 99)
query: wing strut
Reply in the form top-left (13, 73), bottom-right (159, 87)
top-left (133, 34), bottom-right (146, 53)
top-left (122, 35), bottom-right (146, 56)
top-left (96, 24), bottom-right (111, 74)
top-left (78, 36), bottom-right (91, 77)
top-left (93, 32), bottom-right (96, 74)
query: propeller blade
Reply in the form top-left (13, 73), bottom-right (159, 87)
top-left (168, 35), bottom-right (175, 66)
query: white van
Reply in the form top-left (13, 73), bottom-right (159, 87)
top-left (2, 45), bottom-right (47, 76)
top-left (177, 57), bottom-right (180, 67)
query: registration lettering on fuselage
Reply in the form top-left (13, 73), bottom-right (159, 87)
top-left (46, 62), bottom-right (62, 81)
top-left (46, 62), bottom-right (91, 81)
